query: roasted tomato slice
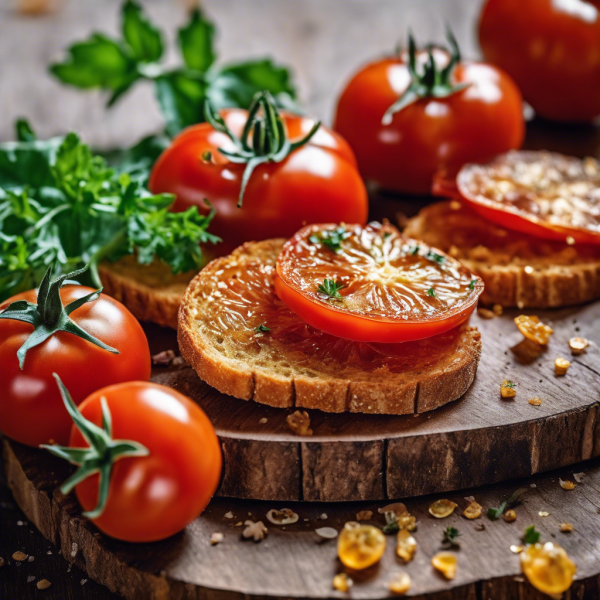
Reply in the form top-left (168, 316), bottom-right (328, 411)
top-left (457, 151), bottom-right (600, 245)
top-left (274, 223), bottom-right (483, 343)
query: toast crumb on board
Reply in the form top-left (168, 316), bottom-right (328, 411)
top-left (99, 255), bottom-right (197, 329)
top-left (403, 201), bottom-right (600, 309)
top-left (178, 238), bottom-right (481, 415)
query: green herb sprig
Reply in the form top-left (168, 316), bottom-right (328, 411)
top-left (317, 279), bottom-right (345, 300)
top-left (487, 488), bottom-right (527, 520)
top-left (309, 226), bottom-right (350, 254)
top-left (442, 526), bottom-right (461, 547)
top-left (0, 123), bottom-right (219, 302)
top-left (50, 0), bottom-right (298, 138)
top-left (523, 525), bottom-right (540, 544)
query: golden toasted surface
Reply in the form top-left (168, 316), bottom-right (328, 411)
top-left (99, 255), bottom-right (197, 329)
top-left (178, 239), bottom-right (481, 415)
top-left (404, 201), bottom-right (600, 308)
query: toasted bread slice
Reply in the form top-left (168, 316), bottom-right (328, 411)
top-left (178, 238), bottom-right (481, 415)
top-left (99, 256), bottom-right (197, 329)
top-left (404, 201), bottom-right (600, 309)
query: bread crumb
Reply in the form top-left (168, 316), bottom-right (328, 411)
top-left (529, 397), bottom-right (542, 406)
top-left (12, 551), bottom-right (27, 561)
top-left (152, 349), bottom-right (176, 366)
top-left (316, 527), bottom-right (338, 539)
top-left (210, 532), bottom-right (224, 545)
top-left (37, 579), bottom-right (51, 590)
top-left (333, 573), bottom-right (352, 592)
top-left (356, 510), bottom-right (373, 521)
top-left (569, 337), bottom-right (588, 355)
top-left (555, 357), bottom-right (570, 376)
top-left (286, 410), bottom-right (313, 436)
top-left (560, 523), bottom-right (574, 532)
top-left (242, 520), bottom-right (268, 542)
top-left (478, 307), bottom-right (495, 319)
top-left (259, 417), bottom-right (267, 424)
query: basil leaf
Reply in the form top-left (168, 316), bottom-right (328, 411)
top-left (209, 58), bottom-right (296, 109)
top-left (122, 0), bottom-right (163, 63)
top-left (178, 9), bottom-right (215, 72)
top-left (15, 119), bottom-right (37, 142)
top-left (155, 71), bottom-right (207, 136)
top-left (50, 34), bottom-right (136, 91)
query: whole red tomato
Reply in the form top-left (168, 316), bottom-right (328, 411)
top-left (334, 31), bottom-right (524, 195)
top-left (0, 272), bottom-right (151, 447)
top-left (149, 92), bottom-right (368, 254)
top-left (479, 0), bottom-right (600, 123)
top-left (58, 381), bottom-right (222, 542)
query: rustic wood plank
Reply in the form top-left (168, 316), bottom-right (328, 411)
top-left (4, 438), bottom-right (600, 600)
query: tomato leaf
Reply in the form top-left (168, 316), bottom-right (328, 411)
top-left (0, 127), bottom-right (219, 302)
top-left (122, 0), bottom-right (163, 63)
top-left (178, 8), bottom-right (215, 72)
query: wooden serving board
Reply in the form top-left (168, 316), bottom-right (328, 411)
top-left (4, 438), bottom-right (600, 600)
top-left (145, 302), bottom-right (600, 503)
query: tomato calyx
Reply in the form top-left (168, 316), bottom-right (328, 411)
top-left (41, 374), bottom-right (149, 519)
top-left (382, 28), bottom-right (471, 124)
top-left (0, 264), bottom-right (119, 369)
top-left (204, 90), bottom-right (322, 206)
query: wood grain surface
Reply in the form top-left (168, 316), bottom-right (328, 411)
top-left (146, 301), bottom-right (600, 502)
top-left (4, 438), bottom-right (600, 600)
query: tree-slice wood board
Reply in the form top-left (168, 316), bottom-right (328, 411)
top-left (3, 438), bottom-right (600, 600)
top-left (144, 302), bottom-right (600, 502)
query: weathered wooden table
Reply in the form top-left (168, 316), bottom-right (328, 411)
top-left (1, 1), bottom-right (600, 599)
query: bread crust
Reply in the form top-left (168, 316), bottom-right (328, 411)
top-left (178, 239), bottom-right (481, 415)
top-left (98, 256), bottom-right (196, 329)
top-left (404, 201), bottom-right (600, 309)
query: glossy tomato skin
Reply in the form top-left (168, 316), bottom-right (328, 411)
top-left (149, 109), bottom-right (369, 255)
top-left (479, 0), bottom-right (600, 123)
top-left (333, 53), bottom-right (524, 194)
top-left (0, 287), bottom-right (151, 447)
top-left (70, 382), bottom-right (222, 542)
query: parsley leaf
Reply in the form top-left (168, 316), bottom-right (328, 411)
top-left (426, 250), bottom-right (445, 264)
top-left (442, 527), bottom-right (461, 547)
top-left (255, 324), bottom-right (270, 333)
top-left (469, 279), bottom-right (477, 290)
top-left (309, 226), bottom-right (350, 253)
top-left (427, 287), bottom-right (437, 298)
top-left (51, 1), bottom-right (298, 137)
top-left (487, 488), bottom-right (527, 520)
top-left (0, 123), bottom-right (219, 302)
top-left (504, 380), bottom-right (517, 389)
top-left (523, 525), bottom-right (540, 544)
top-left (317, 279), bottom-right (344, 300)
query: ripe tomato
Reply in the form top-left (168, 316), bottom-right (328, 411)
top-left (65, 381), bottom-right (222, 542)
top-left (150, 93), bottom-right (368, 255)
top-left (479, 0), bottom-right (600, 123)
top-left (274, 222), bottom-right (483, 343)
top-left (0, 282), bottom-right (151, 447)
top-left (334, 31), bottom-right (524, 195)
top-left (456, 151), bottom-right (600, 245)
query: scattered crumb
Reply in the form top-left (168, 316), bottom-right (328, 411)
top-left (259, 417), bottom-right (268, 424)
top-left (492, 304), bottom-right (503, 316)
top-left (559, 479), bottom-right (576, 490)
top-left (210, 532), bottom-right (224, 545)
top-left (0, 557), bottom-right (4, 568)
top-left (475, 523), bottom-right (486, 531)
top-left (315, 527), bottom-right (338, 539)
top-left (37, 580), bottom-right (51, 590)
top-left (429, 499), bottom-right (457, 519)
top-left (27, 555), bottom-right (35, 562)
top-left (555, 357), bottom-right (571, 376)
top-left (478, 307), bottom-right (495, 319)
top-left (356, 510), bottom-right (373, 521)
top-left (569, 337), bottom-right (588, 355)
top-left (12, 551), bottom-right (27, 562)
top-left (510, 545), bottom-right (523, 554)
top-left (17, 520), bottom-right (24, 526)
top-left (224, 511), bottom-right (234, 519)
top-left (80, 579), bottom-right (88, 585)
top-left (320, 513), bottom-right (328, 520)
top-left (46, 551), bottom-right (52, 555)
top-left (463, 501), bottom-right (482, 520)
top-left (560, 523), bottom-right (574, 533)
top-left (513, 576), bottom-right (525, 583)
top-left (530, 484), bottom-right (537, 488)
top-left (529, 397), bottom-right (543, 406)
top-left (539, 511), bottom-right (550, 517)
top-left (27, 575), bottom-right (36, 583)
top-left (286, 410), bottom-right (313, 436)
top-left (389, 571), bottom-right (411, 595)
top-left (151, 349), bottom-right (176, 366)
top-left (266, 508), bottom-right (299, 525)
top-left (573, 472), bottom-right (585, 483)
top-left (234, 522), bottom-right (243, 527)
top-left (71, 543), bottom-right (78, 558)
top-left (242, 520), bottom-right (268, 542)
top-left (500, 380), bottom-right (517, 399)
top-left (333, 573), bottom-right (352, 592)
top-left (171, 356), bottom-right (187, 367)
top-left (503, 509), bottom-right (517, 522)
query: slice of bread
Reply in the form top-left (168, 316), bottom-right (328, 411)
top-left (404, 201), bottom-right (600, 309)
top-left (178, 238), bottom-right (482, 415)
top-left (99, 255), bottom-right (197, 329)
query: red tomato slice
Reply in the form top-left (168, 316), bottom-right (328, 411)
top-left (457, 151), bottom-right (600, 245)
top-left (274, 223), bottom-right (483, 343)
